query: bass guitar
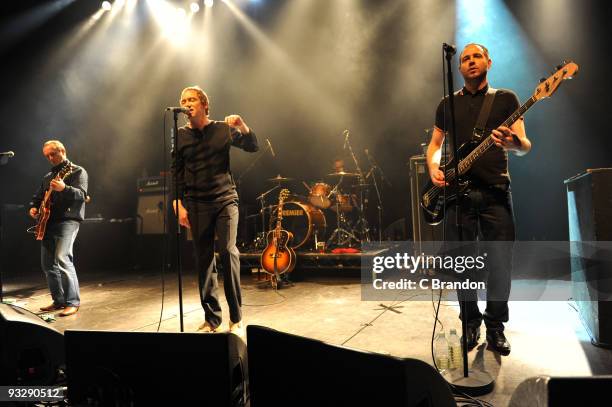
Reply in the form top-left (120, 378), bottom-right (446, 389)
top-left (260, 189), bottom-right (296, 285)
top-left (420, 61), bottom-right (579, 225)
top-left (34, 161), bottom-right (74, 240)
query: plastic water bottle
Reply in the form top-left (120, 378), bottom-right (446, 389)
top-left (434, 332), bottom-right (450, 372)
top-left (447, 329), bottom-right (463, 369)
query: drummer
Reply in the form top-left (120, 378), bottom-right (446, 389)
top-left (332, 158), bottom-right (345, 174)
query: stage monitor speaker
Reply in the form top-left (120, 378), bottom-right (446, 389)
top-left (136, 193), bottom-right (167, 234)
top-left (65, 330), bottom-right (248, 406)
top-left (247, 325), bottom-right (455, 407)
top-left (509, 375), bottom-right (612, 407)
top-left (0, 304), bottom-right (65, 385)
top-left (565, 168), bottom-right (612, 347)
top-left (409, 155), bottom-right (444, 242)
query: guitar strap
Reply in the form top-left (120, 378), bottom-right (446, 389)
top-left (473, 87), bottom-right (497, 138)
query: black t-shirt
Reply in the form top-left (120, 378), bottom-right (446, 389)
top-left (434, 85), bottom-right (520, 185)
top-left (172, 121), bottom-right (259, 203)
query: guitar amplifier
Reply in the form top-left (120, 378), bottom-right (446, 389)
top-left (565, 168), bottom-right (612, 347)
top-left (137, 176), bottom-right (166, 193)
top-left (136, 177), bottom-right (168, 235)
top-left (408, 155), bottom-right (444, 242)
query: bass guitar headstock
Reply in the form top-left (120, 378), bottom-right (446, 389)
top-left (533, 61), bottom-right (579, 101)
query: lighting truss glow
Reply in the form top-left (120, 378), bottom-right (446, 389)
top-left (190, 2), bottom-right (200, 13)
top-left (205, 0), bottom-right (214, 8)
top-left (101, 1), bottom-right (112, 11)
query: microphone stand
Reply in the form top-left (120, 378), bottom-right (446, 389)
top-left (256, 185), bottom-right (280, 242)
top-left (441, 44), bottom-right (494, 396)
top-left (171, 112), bottom-right (185, 332)
top-left (236, 139), bottom-right (274, 185)
top-left (0, 152), bottom-right (15, 303)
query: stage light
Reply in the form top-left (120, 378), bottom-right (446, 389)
top-left (205, 0), bottom-right (214, 8)
top-left (190, 2), bottom-right (200, 13)
top-left (101, 1), bottom-right (112, 11)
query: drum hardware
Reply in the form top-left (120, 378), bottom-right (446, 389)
top-left (364, 148), bottom-right (388, 242)
top-left (342, 130), bottom-right (371, 243)
top-left (269, 200), bottom-right (326, 250)
top-left (326, 193), bottom-right (360, 248)
top-left (268, 174), bottom-right (293, 183)
top-left (255, 184), bottom-right (281, 249)
top-left (326, 171), bottom-right (360, 177)
top-left (308, 182), bottom-right (332, 209)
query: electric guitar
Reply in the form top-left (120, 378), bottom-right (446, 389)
top-left (420, 61), bottom-right (579, 225)
top-left (260, 189), bottom-right (296, 285)
top-left (34, 161), bottom-right (74, 240)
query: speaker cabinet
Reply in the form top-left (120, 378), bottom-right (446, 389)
top-left (247, 325), bottom-right (455, 407)
top-left (136, 193), bottom-right (167, 234)
top-left (509, 375), bottom-right (612, 406)
top-left (409, 155), bottom-right (444, 242)
top-left (566, 168), bottom-right (612, 347)
top-left (0, 304), bottom-right (65, 385)
top-left (65, 330), bottom-right (248, 406)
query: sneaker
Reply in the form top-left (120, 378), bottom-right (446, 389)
top-left (229, 321), bottom-right (244, 337)
top-left (197, 322), bottom-right (220, 333)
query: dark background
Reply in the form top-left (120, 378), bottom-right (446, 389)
top-left (0, 0), bottom-right (610, 273)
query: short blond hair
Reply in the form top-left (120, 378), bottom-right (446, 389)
top-left (43, 140), bottom-right (66, 153)
top-left (181, 85), bottom-right (209, 115)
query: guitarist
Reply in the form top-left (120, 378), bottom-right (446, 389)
top-left (426, 43), bottom-right (531, 356)
top-left (29, 140), bottom-right (88, 317)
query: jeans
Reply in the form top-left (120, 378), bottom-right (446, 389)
top-left (445, 185), bottom-right (515, 331)
top-left (187, 200), bottom-right (242, 329)
top-left (41, 220), bottom-right (81, 307)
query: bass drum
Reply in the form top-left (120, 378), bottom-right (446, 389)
top-left (270, 201), bottom-right (326, 250)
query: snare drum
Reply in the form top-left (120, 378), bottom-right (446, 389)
top-left (308, 182), bottom-right (332, 209)
top-left (332, 194), bottom-right (355, 212)
top-left (270, 201), bottom-right (326, 249)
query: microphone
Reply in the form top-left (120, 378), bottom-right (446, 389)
top-left (443, 43), bottom-right (456, 55)
top-left (166, 107), bottom-right (190, 114)
top-left (343, 130), bottom-right (350, 149)
top-left (0, 151), bottom-right (15, 157)
top-left (266, 138), bottom-right (275, 157)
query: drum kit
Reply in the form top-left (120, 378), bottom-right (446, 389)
top-left (252, 171), bottom-right (371, 252)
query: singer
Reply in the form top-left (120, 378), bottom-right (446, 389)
top-left (171, 85), bottom-right (258, 337)
top-left (426, 43), bottom-right (531, 356)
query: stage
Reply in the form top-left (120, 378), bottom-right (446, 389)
top-left (3, 266), bottom-right (612, 406)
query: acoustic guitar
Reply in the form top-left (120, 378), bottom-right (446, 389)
top-left (260, 189), bottom-right (296, 285)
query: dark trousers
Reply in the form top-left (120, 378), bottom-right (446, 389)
top-left (445, 185), bottom-right (515, 331)
top-left (187, 200), bottom-right (242, 328)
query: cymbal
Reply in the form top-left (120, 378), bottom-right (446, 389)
top-left (268, 175), bottom-right (293, 182)
top-left (327, 171), bottom-right (359, 177)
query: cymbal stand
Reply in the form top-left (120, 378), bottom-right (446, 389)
top-left (344, 131), bottom-right (370, 243)
top-left (365, 149), bottom-right (389, 242)
top-left (326, 178), bottom-right (359, 248)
